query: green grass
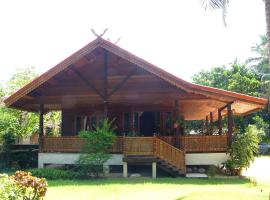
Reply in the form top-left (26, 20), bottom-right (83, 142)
top-left (45, 178), bottom-right (270, 200)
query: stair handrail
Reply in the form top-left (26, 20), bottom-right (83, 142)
top-left (154, 137), bottom-right (186, 173)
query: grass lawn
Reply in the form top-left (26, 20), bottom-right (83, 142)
top-left (45, 178), bottom-right (270, 200)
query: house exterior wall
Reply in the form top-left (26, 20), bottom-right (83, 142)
top-left (38, 152), bottom-right (228, 168)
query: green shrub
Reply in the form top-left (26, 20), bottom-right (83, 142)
top-left (224, 125), bottom-right (261, 175)
top-left (0, 173), bottom-right (21, 200)
top-left (29, 168), bottom-right (81, 180)
top-left (0, 171), bottom-right (48, 200)
top-left (206, 165), bottom-right (218, 177)
top-left (77, 118), bottom-right (116, 178)
top-left (0, 132), bottom-right (15, 168)
top-left (12, 171), bottom-right (47, 200)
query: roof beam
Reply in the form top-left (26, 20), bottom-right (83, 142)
top-left (108, 68), bottom-right (137, 98)
top-left (70, 65), bottom-right (105, 100)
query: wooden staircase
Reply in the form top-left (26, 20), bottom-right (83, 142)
top-left (154, 137), bottom-right (186, 176)
top-left (156, 158), bottom-right (185, 177)
top-left (123, 136), bottom-right (186, 177)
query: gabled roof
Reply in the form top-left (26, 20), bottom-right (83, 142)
top-left (4, 37), bottom-right (267, 114)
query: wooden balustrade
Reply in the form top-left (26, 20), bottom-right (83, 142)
top-left (181, 135), bottom-right (228, 152)
top-left (42, 136), bottom-right (85, 152)
top-left (155, 137), bottom-right (186, 173)
top-left (42, 135), bottom-right (227, 154)
top-left (42, 136), bottom-right (123, 153)
top-left (159, 135), bottom-right (228, 152)
top-left (158, 136), bottom-right (175, 146)
top-left (123, 137), bottom-right (154, 156)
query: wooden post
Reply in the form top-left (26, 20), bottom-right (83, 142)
top-left (174, 100), bottom-right (180, 148)
top-left (103, 101), bottom-right (108, 119)
top-left (209, 112), bottom-right (213, 135)
top-left (218, 109), bottom-right (222, 135)
top-left (130, 110), bottom-right (134, 135)
top-left (39, 104), bottom-right (44, 152)
top-left (205, 116), bottom-right (209, 135)
top-left (160, 112), bottom-right (164, 136)
top-left (103, 49), bottom-right (108, 118)
top-left (227, 104), bottom-right (233, 146)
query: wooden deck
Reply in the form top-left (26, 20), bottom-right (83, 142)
top-left (42, 135), bottom-right (228, 153)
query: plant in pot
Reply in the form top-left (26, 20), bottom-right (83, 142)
top-left (173, 114), bottom-right (185, 129)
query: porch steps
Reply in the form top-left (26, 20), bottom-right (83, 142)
top-left (156, 158), bottom-right (185, 177)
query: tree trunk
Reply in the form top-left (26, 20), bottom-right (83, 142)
top-left (265, 0), bottom-right (270, 65)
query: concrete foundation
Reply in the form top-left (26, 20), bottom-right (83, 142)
top-left (38, 153), bottom-right (123, 168)
top-left (186, 153), bottom-right (229, 166)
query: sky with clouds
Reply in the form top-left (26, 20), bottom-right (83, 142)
top-left (0, 0), bottom-right (266, 83)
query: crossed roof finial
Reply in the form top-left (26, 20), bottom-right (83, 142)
top-left (91, 28), bottom-right (121, 44)
top-left (91, 28), bottom-right (108, 38)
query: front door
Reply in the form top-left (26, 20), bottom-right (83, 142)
top-left (140, 112), bottom-right (156, 136)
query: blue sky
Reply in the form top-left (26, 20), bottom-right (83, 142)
top-left (0, 0), bottom-right (266, 82)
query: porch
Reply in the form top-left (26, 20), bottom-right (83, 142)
top-left (41, 134), bottom-right (228, 154)
top-left (39, 135), bottom-right (228, 177)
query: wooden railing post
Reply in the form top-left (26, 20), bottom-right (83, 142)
top-left (39, 104), bottom-right (44, 152)
top-left (209, 112), bottom-right (213, 135)
top-left (153, 134), bottom-right (156, 156)
top-left (123, 132), bottom-right (126, 156)
top-left (218, 109), bottom-right (222, 135)
top-left (205, 116), bottom-right (209, 135)
top-left (227, 104), bottom-right (233, 146)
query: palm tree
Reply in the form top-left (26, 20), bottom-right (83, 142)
top-left (201, 0), bottom-right (270, 65)
top-left (247, 35), bottom-right (269, 75)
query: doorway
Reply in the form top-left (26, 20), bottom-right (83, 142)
top-left (140, 112), bottom-right (156, 136)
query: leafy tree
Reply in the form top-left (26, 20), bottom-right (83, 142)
top-left (0, 67), bottom-right (39, 139)
top-left (76, 119), bottom-right (116, 178)
top-left (0, 67), bottom-right (61, 140)
top-left (192, 62), bottom-right (262, 96)
top-left (192, 61), bottom-right (270, 140)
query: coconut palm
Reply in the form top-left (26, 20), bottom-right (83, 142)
top-left (247, 35), bottom-right (269, 76)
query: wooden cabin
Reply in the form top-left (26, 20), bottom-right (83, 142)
top-left (4, 37), bottom-right (267, 177)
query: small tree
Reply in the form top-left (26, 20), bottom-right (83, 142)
top-left (224, 125), bottom-right (263, 175)
top-left (1, 131), bottom-right (16, 168)
top-left (76, 119), bottom-right (116, 178)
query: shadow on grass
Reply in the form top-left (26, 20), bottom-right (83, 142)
top-left (48, 177), bottom-right (251, 187)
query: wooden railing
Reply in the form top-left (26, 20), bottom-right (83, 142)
top-left (42, 136), bottom-right (123, 153)
top-left (155, 137), bottom-right (186, 173)
top-left (123, 137), bottom-right (154, 156)
top-left (42, 135), bottom-right (227, 153)
top-left (42, 136), bottom-right (85, 152)
top-left (159, 135), bottom-right (228, 152)
top-left (182, 135), bottom-right (227, 152)
top-left (158, 136), bottom-right (176, 145)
